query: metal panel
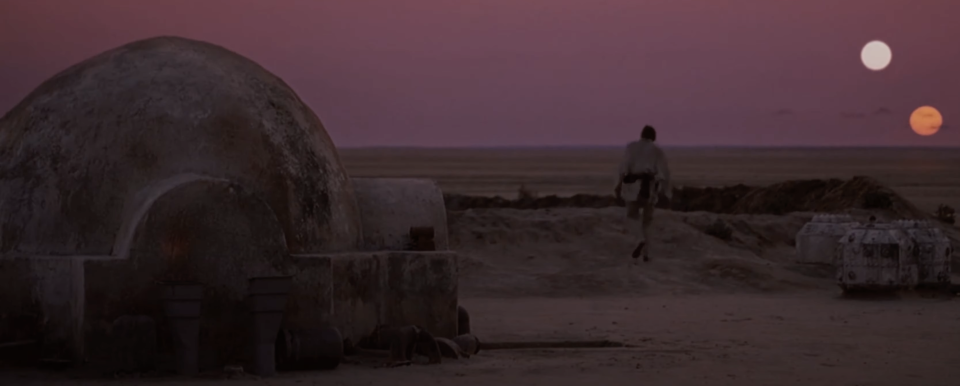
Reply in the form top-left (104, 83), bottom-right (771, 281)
top-left (895, 220), bottom-right (952, 286)
top-left (795, 214), bottom-right (860, 264)
top-left (837, 222), bottom-right (913, 291)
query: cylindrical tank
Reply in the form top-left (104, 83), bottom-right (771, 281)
top-left (836, 221), bottom-right (915, 291)
top-left (795, 214), bottom-right (860, 265)
top-left (248, 276), bottom-right (294, 377)
top-left (160, 281), bottom-right (204, 376)
top-left (893, 220), bottom-right (952, 287)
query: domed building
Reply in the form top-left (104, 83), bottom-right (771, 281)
top-left (0, 36), bottom-right (360, 256)
top-left (0, 37), bottom-right (457, 371)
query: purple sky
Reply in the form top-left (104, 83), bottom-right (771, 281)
top-left (1, 0), bottom-right (958, 147)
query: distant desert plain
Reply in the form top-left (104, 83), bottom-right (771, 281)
top-left (339, 147), bottom-right (960, 212)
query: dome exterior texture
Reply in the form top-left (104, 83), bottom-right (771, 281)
top-left (0, 36), bottom-right (361, 256)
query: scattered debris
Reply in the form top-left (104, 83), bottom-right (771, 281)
top-left (358, 325), bottom-right (443, 367)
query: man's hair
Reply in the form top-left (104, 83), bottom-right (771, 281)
top-left (641, 125), bottom-right (656, 141)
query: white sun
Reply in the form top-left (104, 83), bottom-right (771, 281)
top-left (860, 40), bottom-right (892, 71)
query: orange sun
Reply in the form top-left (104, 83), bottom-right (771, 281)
top-left (909, 106), bottom-right (942, 136)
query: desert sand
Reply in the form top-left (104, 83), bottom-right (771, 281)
top-left (4, 147), bottom-right (959, 385)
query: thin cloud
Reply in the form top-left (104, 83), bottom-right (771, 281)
top-left (840, 112), bottom-right (866, 119)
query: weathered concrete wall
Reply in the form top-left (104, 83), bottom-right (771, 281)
top-left (352, 178), bottom-right (450, 251)
top-left (330, 254), bottom-right (383, 341)
top-left (288, 253), bottom-right (386, 341)
top-left (0, 259), bottom-right (41, 343)
top-left (381, 252), bottom-right (458, 338)
top-left (3, 249), bottom-right (458, 366)
top-left (285, 256), bottom-right (334, 334)
top-left (0, 258), bottom-right (84, 360)
top-left (0, 35), bottom-right (361, 257)
top-left (289, 251), bottom-right (459, 342)
top-left (30, 258), bottom-right (85, 360)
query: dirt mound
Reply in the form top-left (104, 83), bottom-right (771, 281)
top-left (444, 176), bottom-right (931, 219)
top-left (727, 176), bottom-right (926, 218)
top-left (449, 207), bottom-right (830, 297)
top-left (443, 177), bottom-right (954, 297)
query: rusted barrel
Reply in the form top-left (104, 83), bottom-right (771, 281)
top-left (275, 327), bottom-right (343, 371)
top-left (160, 281), bottom-right (203, 376)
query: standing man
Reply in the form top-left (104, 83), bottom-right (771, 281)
top-left (614, 125), bottom-right (672, 261)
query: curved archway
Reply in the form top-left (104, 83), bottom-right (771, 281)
top-left (84, 177), bottom-right (291, 368)
top-left (111, 173), bottom-right (289, 260)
